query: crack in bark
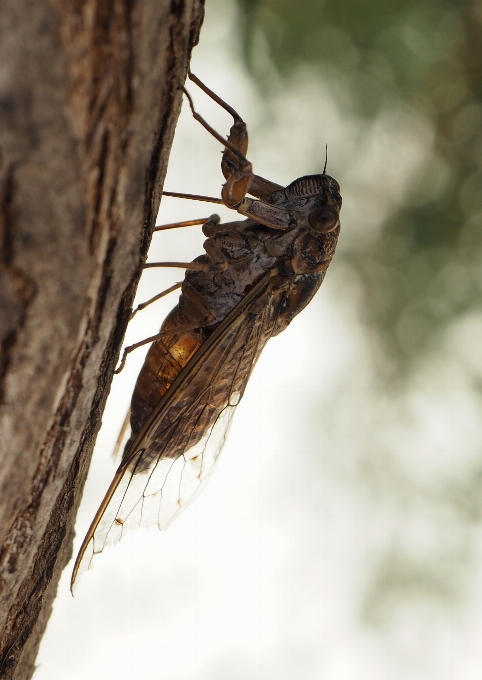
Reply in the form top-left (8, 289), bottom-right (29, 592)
top-left (0, 163), bottom-right (36, 403)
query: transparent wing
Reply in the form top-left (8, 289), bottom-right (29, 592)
top-left (111, 409), bottom-right (132, 462)
top-left (72, 271), bottom-right (282, 589)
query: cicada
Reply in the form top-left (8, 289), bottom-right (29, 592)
top-left (71, 72), bottom-right (342, 589)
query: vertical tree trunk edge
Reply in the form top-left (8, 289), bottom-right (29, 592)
top-left (0, 1), bottom-right (205, 678)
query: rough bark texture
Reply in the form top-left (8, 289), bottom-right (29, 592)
top-left (0, 0), bottom-right (205, 677)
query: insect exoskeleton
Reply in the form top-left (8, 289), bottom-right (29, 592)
top-left (71, 72), bottom-right (341, 590)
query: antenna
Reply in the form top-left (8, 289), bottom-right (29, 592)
top-left (323, 144), bottom-right (328, 174)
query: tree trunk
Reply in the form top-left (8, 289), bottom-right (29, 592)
top-left (0, 1), bottom-right (205, 677)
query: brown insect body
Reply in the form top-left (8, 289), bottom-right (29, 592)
top-left (72, 75), bottom-right (342, 590)
top-left (130, 175), bottom-right (340, 464)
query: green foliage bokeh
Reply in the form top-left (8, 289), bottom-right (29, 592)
top-left (237, 0), bottom-right (482, 375)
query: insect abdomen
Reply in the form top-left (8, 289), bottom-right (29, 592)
top-left (125, 305), bottom-right (203, 460)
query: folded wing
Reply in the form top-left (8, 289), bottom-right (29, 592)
top-left (72, 270), bottom-right (282, 589)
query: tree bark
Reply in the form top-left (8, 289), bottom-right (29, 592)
top-left (0, 1), bottom-right (205, 677)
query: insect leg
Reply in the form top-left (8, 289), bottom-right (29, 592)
top-left (143, 261), bottom-right (212, 272)
top-left (121, 192), bottom-right (253, 374)
top-left (132, 216), bottom-right (222, 319)
top-left (182, 86), bottom-right (250, 171)
top-left (187, 71), bottom-right (247, 177)
top-left (154, 214), bottom-right (219, 234)
top-left (188, 70), bottom-right (244, 122)
top-left (182, 86), bottom-right (253, 209)
top-left (201, 240), bottom-right (228, 271)
top-left (162, 191), bottom-right (224, 204)
top-left (122, 216), bottom-right (226, 370)
top-left (114, 322), bottom-right (202, 374)
top-left (188, 72), bottom-right (283, 201)
top-left (248, 175), bottom-right (284, 199)
top-left (154, 217), bottom-right (211, 232)
top-left (130, 282), bottom-right (182, 320)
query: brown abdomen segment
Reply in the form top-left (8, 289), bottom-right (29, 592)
top-left (123, 305), bottom-right (204, 460)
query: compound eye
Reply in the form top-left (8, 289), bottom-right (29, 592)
top-left (308, 205), bottom-right (340, 233)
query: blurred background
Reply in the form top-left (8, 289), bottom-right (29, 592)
top-left (36, 0), bottom-right (482, 678)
